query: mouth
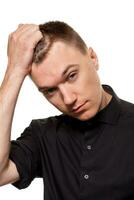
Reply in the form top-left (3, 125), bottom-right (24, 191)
top-left (72, 101), bottom-right (88, 114)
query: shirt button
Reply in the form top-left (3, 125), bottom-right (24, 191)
top-left (87, 145), bottom-right (91, 150)
top-left (84, 174), bottom-right (89, 179)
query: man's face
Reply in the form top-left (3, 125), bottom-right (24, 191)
top-left (31, 41), bottom-right (105, 121)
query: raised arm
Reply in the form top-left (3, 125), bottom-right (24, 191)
top-left (0, 24), bottom-right (42, 186)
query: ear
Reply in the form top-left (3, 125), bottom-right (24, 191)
top-left (88, 47), bottom-right (99, 70)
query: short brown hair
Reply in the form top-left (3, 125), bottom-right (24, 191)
top-left (33, 21), bottom-right (88, 64)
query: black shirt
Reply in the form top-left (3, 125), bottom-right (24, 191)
top-left (9, 85), bottom-right (134, 200)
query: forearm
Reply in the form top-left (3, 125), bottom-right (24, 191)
top-left (0, 68), bottom-right (26, 173)
top-left (0, 23), bottom-right (42, 175)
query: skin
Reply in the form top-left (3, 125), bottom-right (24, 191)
top-left (31, 41), bottom-right (112, 121)
top-left (0, 24), bottom-right (43, 185)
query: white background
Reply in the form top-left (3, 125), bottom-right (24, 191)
top-left (0, 0), bottom-right (134, 199)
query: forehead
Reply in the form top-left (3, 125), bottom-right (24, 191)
top-left (31, 41), bottom-right (87, 87)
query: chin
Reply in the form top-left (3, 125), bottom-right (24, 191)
top-left (73, 108), bottom-right (98, 121)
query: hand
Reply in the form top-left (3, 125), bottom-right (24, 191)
top-left (7, 24), bottom-right (43, 76)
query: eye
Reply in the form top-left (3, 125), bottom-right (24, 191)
top-left (44, 87), bottom-right (57, 96)
top-left (68, 72), bottom-right (77, 81)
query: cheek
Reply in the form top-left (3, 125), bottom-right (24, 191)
top-left (77, 69), bottom-right (100, 93)
top-left (77, 69), bottom-right (101, 103)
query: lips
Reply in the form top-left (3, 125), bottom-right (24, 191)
top-left (72, 101), bottom-right (87, 114)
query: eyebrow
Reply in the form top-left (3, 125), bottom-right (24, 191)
top-left (62, 64), bottom-right (79, 76)
top-left (38, 64), bottom-right (79, 92)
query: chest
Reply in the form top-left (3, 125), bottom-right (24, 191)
top-left (40, 124), bottom-right (134, 199)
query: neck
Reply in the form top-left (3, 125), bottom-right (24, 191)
top-left (99, 89), bottom-right (112, 111)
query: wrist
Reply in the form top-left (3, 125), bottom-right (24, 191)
top-left (6, 65), bottom-right (28, 79)
top-left (2, 68), bottom-right (26, 88)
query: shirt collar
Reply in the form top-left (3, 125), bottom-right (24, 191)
top-left (61, 85), bottom-right (121, 126)
top-left (91, 84), bottom-right (121, 125)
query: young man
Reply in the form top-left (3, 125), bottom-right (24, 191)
top-left (0, 21), bottom-right (134, 199)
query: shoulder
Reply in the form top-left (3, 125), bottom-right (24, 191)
top-left (120, 99), bottom-right (134, 116)
top-left (32, 114), bottom-right (65, 125)
top-left (118, 98), bottom-right (134, 128)
top-left (30, 114), bottom-right (67, 134)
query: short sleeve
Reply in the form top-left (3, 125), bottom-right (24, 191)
top-left (9, 120), bottom-right (42, 189)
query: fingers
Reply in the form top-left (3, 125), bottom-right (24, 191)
top-left (10, 24), bottom-right (42, 41)
top-left (7, 23), bottom-right (43, 75)
top-left (17, 24), bottom-right (43, 49)
top-left (18, 23), bottom-right (24, 28)
top-left (8, 23), bottom-right (43, 50)
top-left (30, 30), bottom-right (43, 47)
top-left (12, 24), bottom-right (39, 39)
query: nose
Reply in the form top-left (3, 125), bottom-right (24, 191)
top-left (59, 85), bottom-right (76, 106)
